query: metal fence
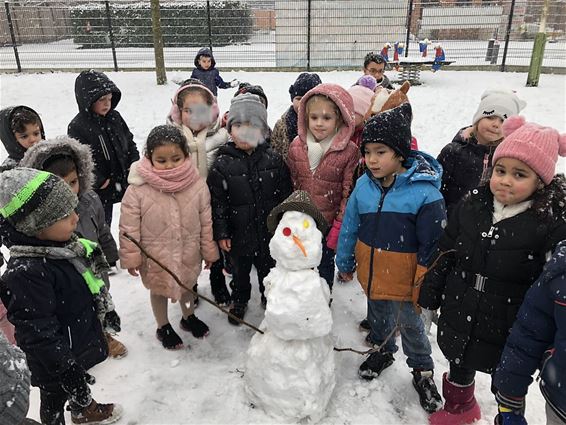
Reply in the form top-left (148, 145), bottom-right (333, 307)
top-left (0, 0), bottom-right (564, 73)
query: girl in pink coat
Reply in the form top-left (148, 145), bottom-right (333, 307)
top-left (119, 125), bottom-right (219, 350)
top-left (287, 83), bottom-right (360, 289)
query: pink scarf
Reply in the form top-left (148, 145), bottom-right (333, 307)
top-left (137, 156), bottom-right (200, 193)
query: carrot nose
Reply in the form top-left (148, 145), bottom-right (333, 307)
top-left (292, 234), bottom-right (307, 257)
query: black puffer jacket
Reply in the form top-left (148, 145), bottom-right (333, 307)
top-left (0, 223), bottom-right (107, 387)
top-left (437, 127), bottom-right (497, 217)
top-left (0, 105), bottom-right (45, 172)
top-left (207, 141), bottom-right (292, 256)
top-left (419, 179), bottom-right (566, 373)
top-left (68, 70), bottom-right (139, 205)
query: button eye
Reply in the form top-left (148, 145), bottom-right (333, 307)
top-left (303, 220), bottom-right (310, 229)
top-left (282, 227), bottom-right (291, 236)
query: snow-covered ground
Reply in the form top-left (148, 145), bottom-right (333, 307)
top-left (1, 69), bottom-right (565, 424)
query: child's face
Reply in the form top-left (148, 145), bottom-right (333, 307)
top-left (151, 143), bottom-right (187, 170)
top-left (307, 98), bottom-right (339, 142)
top-left (231, 122), bottom-right (262, 153)
top-left (181, 92), bottom-right (211, 132)
top-left (92, 94), bottom-right (112, 117)
top-left (476, 116), bottom-right (504, 145)
top-left (36, 211), bottom-right (79, 242)
top-left (364, 61), bottom-right (385, 81)
top-left (364, 142), bottom-right (404, 182)
top-left (62, 170), bottom-right (80, 195)
top-left (292, 96), bottom-right (302, 113)
top-left (490, 158), bottom-right (541, 205)
top-left (198, 56), bottom-right (212, 70)
top-left (14, 122), bottom-right (42, 149)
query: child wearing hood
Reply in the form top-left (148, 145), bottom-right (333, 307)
top-left (68, 70), bottom-right (140, 226)
top-left (336, 103), bottom-right (446, 414)
top-left (190, 47), bottom-right (238, 96)
top-left (0, 105), bottom-right (45, 172)
top-left (287, 83), bottom-right (360, 289)
top-left (20, 136), bottom-right (127, 359)
top-left (167, 78), bottom-right (231, 305)
top-left (271, 73), bottom-right (322, 160)
top-left (419, 117), bottom-right (566, 425)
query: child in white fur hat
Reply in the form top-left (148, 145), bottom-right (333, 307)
top-left (437, 89), bottom-right (526, 216)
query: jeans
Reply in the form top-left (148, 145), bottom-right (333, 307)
top-left (367, 299), bottom-right (434, 370)
top-left (230, 251), bottom-right (274, 305)
top-left (318, 242), bottom-right (335, 290)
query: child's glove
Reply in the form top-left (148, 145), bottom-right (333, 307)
top-left (495, 392), bottom-right (527, 425)
top-left (103, 309), bottom-right (121, 333)
top-left (230, 79), bottom-right (240, 88)
top-left (326, 219), bottom-right (342, 251)
top-left (60, 363), bottom-right (92, 408)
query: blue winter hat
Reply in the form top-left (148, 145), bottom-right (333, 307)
top-left (289, 73), bottom-right (322, 100)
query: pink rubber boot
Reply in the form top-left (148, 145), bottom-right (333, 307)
top-left (429, 372), bottom-right (481, 425)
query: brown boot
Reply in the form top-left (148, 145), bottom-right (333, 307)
top-left (105, 333), bottom-right (128, 359)
top-left (71, 400), bottom-right (123, 424)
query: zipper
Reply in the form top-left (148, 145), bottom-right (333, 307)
top-left (98, 135), bottom-right (111, 161)
top-left (90, 216), bottom-right (99, 233)
top-left (479, 152), bottom-right (490, 185)
top-left (367, 186), bottom-right (387, 297)
top-left (67, 326), bottom-right (73, 349)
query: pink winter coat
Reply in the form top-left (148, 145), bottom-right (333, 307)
top-left (119, 158), bottom-right (219, 301)
top-left (287, 83), bottom-right (360, 226)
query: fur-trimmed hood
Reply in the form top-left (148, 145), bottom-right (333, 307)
top-left (20, 136), bottom-right (94, 197)
top-left (297, 83), bottom-right (355, 150)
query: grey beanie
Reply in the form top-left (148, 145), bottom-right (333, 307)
top-left (0, 167), bottom-right (78, 237)
top-left (472, 89), bottom-right (526, 126)
top-left (0, 333), bottom-right (31, 425)
top-left (227, 93), bottom-right (269, 137)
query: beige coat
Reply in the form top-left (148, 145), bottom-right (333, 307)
top-left (119, 163), bottom-right (219, 301)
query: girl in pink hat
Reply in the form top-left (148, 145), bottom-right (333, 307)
top-left (418, 115), bottom-right (566, 425)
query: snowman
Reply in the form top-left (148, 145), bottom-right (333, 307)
top-left (244, 191), bottom-right (335, 423)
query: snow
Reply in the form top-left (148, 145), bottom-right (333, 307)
top-left (1, 69), bottom-right (565, 424)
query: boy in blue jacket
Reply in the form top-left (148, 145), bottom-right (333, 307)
top-left (190, 47), bottom-right (238, 96)
top-left (336, 103), bottom-right (446, 414)
top-left (493, 239), bottom-right (566, 425)
top-left (0, 168), bottom-right (122, 425)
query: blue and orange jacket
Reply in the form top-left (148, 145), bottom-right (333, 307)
top-left (336, 151), bottom-right (446, 302)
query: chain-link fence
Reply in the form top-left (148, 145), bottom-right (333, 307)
top-left (1, 0), bottom-right (564, 72)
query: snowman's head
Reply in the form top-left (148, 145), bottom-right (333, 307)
top-left (269, 210), bottom-right (322, 270)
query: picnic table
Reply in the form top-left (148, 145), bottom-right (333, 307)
top-left (389, 58), bottom-right (455, 85)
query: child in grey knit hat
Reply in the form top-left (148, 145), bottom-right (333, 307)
top-left (0, 167), bottom-right (122, 425)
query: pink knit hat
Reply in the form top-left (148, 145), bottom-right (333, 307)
top-left (348, 85), bottom-right (374, 117)
top-left (492, 115), bottom-right (566, 185)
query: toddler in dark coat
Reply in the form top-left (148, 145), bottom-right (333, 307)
top-left (493, 239), bottom-right (566, 425)
top-left (68, 70), bottom-right (139, 226)
top-left (207, 94), bottom-right (292, 324)
top-left (20, 135), bottom-right (127, 359)
top-left (190, 47), bottom-right (238, 96)
top-left (419, 116), bottom-right (566, 425)
top-left (0, 167), bottom-right (122, 425)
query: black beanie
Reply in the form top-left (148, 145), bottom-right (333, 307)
top-left (289, 73), bottom-right (322, 100)
top-left (361, 103), bottom-right (413, 160)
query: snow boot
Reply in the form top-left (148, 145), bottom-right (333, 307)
top-left (180, 314), bottom-right (210, 338)
top-left (71, 400), bottom-right (123, 424)
top-left (412, 370), bottom-right (443, 413)
top-left (429, 372), bottom-right (481, 425)
top-left (213, 285), bottom-right (231, 306)
top-left (359, 318), bottom-right (370, 332)
top-left (358, 351), bottom-right (395, 380)
top-left (105, 333), bottom-right (127, 359)
top-left (228, 303), bottom-right (247, 326)
top-left (156, 324), bottom-right (184, 350)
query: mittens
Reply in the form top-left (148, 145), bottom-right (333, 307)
top-left (494, 412), bottom-right (528, 425)
top-left (495, 392), bottom-right (527, 425)
top-left (230, 79), bottom-right (240, 88)
top-left (60, 363), bottom-right (92, 408)
top-left (326, 219), bottom-right (342, 251)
